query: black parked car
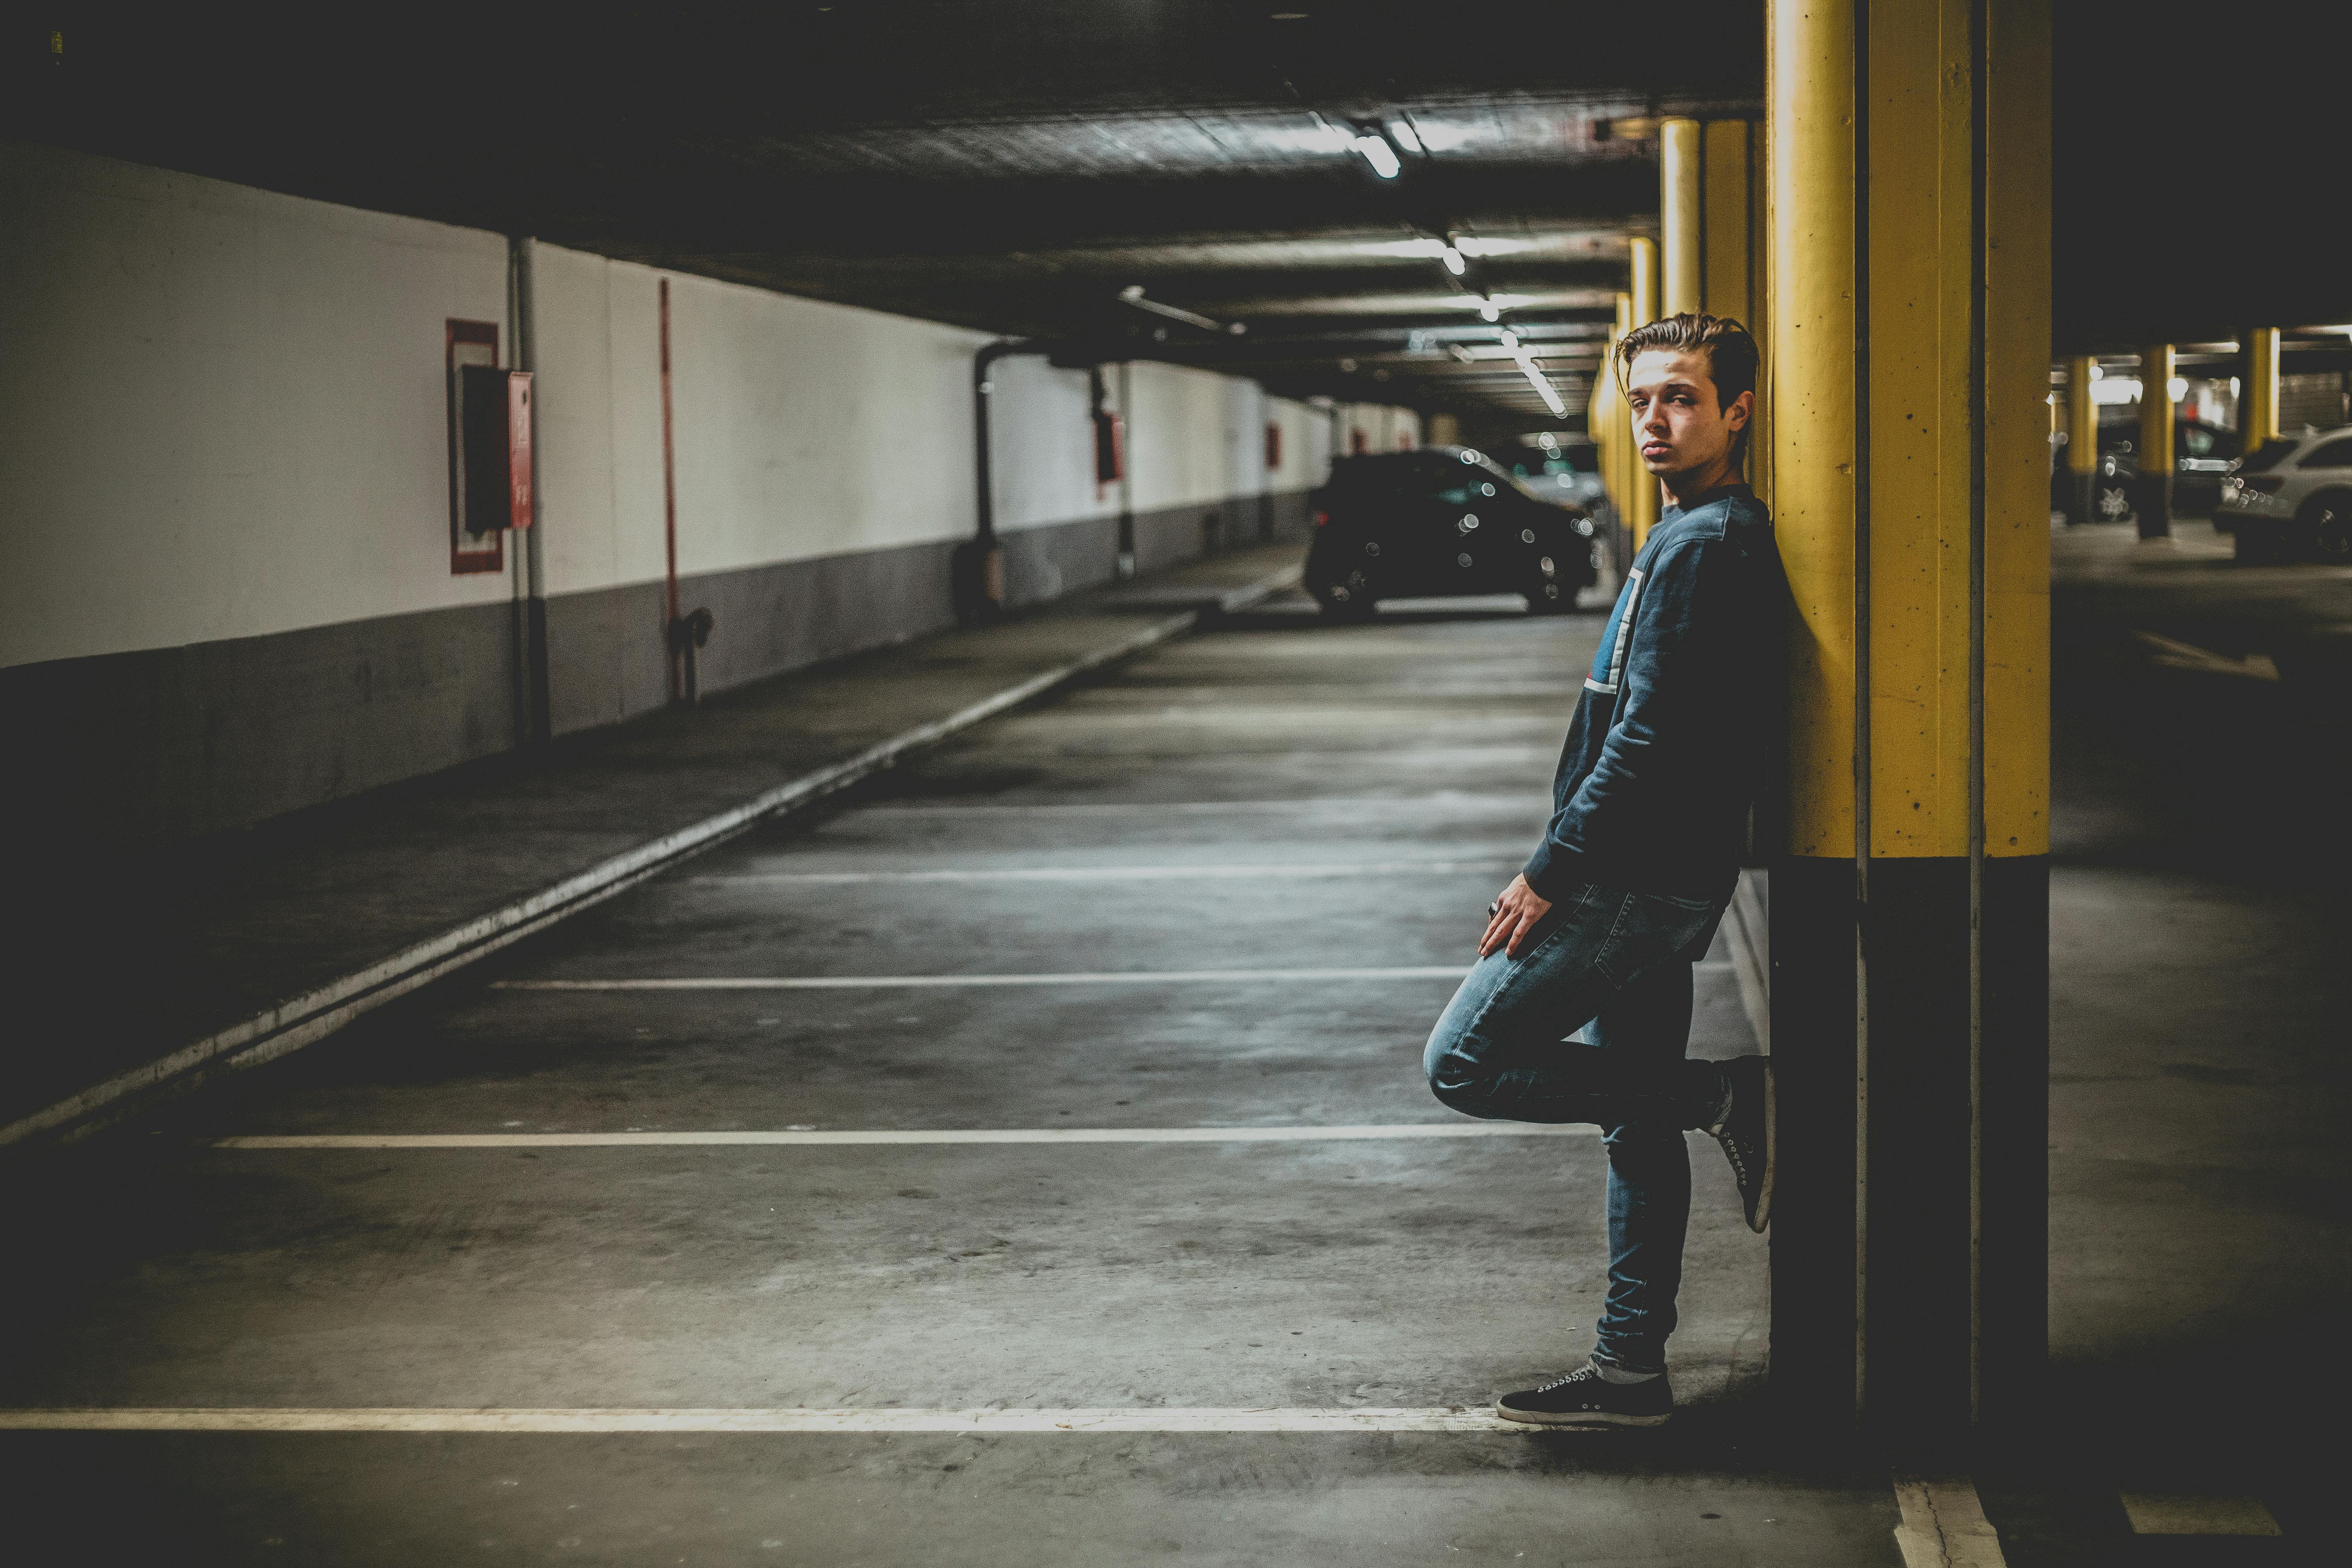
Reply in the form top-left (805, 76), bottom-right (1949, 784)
top-left (1305, 448), bottom-right (1601, 619)
top-left (2053, 416), bottom-right (2240, 522)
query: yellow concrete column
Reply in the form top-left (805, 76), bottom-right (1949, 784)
top-left (1660, 119), bottom-right (1703, 317)
top-left (2063, 355), bottom-right (2097, 522)
top-left (1625, 240), bottom-right (1661, 546)
top-left (2136, 344), bottom-right (2174, 538)
top-left (2244, 326), bottom-right (2279, 455)
top-left (1699, 118), bottom-right (1763, 500)
top-left (1700, 120), bottom-right (1753, 323)
top-left (1768, 0), bottom-right (2052, 1443)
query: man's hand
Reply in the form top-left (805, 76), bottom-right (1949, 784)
top-left (1480, 874), bottom-right (1554, 959)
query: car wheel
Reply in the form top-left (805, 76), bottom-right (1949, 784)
top-left (2301, 492), bottom-right (2352, 562)
top-left (1313, 569), bottom-right (1378, 620)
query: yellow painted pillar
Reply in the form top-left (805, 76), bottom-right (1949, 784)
top-left (1768, 0), bottom-right (2051, 1444)
top-left (1700, 117), bottom-right (1764, 502)
top-left (1611, 291), bottom-right (1638, 560)
top-left (1660, 119), bottom-right (1703, 317)
top-left (2244, 326), bottom-right (2279, 456)
top-left (1700, 120), bottom-right (1753, 323)
top-left (1625, 239), bottom-right (1661, 546)
top-left (2136, 344), bottom-right (2174, 538)
top-left (2063, 356), bottom-right (2097, 523)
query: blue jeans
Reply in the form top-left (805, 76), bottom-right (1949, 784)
top-left (1422, 881), bottom-right (1730, 1376)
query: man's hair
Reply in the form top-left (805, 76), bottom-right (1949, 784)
top-left (1613, 311), bottom-right (1760, 464)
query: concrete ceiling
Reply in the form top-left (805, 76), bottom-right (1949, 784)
top-left (8, 1), bottom-right (2342, 447)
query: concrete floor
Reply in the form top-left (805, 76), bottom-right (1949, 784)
top-left (4, 543), bottom-right (2341, 1563)
top-left (0, 589), bottom-right (1917, 1567)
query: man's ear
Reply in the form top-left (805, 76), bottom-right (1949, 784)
top-left (1725, 390), bottom-right (1755, 433)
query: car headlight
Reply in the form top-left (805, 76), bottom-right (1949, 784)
top-left (1573, 518), bottom-right (1594, 536)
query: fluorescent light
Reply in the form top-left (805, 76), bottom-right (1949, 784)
top-left (1478, 302), bottom-right (1500, 322)
top-left (1439, 244), bottom-right (1466, 275)
top-left (2167, 377), bottom-right (2189, 402)
top-left (1351, 133), bottom-right (1401, 179)
top-left (1389, 120), bottom-right (1423, 154)
top-left (1498, 329), bottom-right (1520, 349)
top-left (1360, 237), bottom-right (1535, 260)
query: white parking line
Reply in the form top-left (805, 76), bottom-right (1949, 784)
top-left (0, 1407), bottom-right (1518, 1433)
top-left (2119, 1492), bottom-right (2282, 1536)
top-left (692, 860), bottom-right (1520, 886)
top-left (1893, 1476), bottom-right (2008, 1568)
top-left (493, 964), bottom-right (1731, 992)
top-left (494, 967), bottom-right (1470, 991)
top-left (212, 1124), bottom-right (1607, 1149)
top-left (858, 795), bottom-right (1536, 818)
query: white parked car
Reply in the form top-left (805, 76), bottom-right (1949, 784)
top-left (2216, 426), bottom-right (2352, 562)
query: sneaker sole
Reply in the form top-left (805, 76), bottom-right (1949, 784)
top-left (1750, 1057), bottom-right (1776, 1234)
top-left (1495, 1405), bottom-right (1672, 1428)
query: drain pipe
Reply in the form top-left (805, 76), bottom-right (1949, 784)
top-left (959, 338), bottom-right (1047, 623)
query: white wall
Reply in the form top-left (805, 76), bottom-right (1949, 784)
top-left (0, 139), bottom-right (512, 669)
top-left (531, 243), bottom-right (1006, 598)
top-left (1263, 395), bottom-right (1333, 492)
top-left (2, 140), bottom-right (1421, 676)
top-left (987, 354), bottom-right (1117, 535)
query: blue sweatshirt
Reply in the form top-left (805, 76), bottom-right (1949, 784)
top-left (1520, 484), bottom-right (1782, 904)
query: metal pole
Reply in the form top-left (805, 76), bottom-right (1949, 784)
top-left (1117, 361), bottom-right (1136, 577)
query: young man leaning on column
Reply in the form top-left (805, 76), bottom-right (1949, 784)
top-left (1421, 312), bottom-right (1782, 1428)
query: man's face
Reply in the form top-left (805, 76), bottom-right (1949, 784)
top-left (1625, 348), bottom-right (1751, 479)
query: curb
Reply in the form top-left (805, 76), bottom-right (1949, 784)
top-left (2, 563), bottom-right (1301, 1152)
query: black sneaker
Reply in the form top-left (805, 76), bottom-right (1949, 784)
top-left (1711, 1055), bottom-right (1775, 1233)
top-left (1496, 1362), bottom-right (1673, 1427)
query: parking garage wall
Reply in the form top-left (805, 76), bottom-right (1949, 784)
top-left (0, 140), bottom-right (1410, 847)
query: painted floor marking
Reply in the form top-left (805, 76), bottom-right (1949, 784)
top-left (213, 1124), bottom-right (1605, 1149)
top-left (858, 794), bottom-right (1536, 818)
top-left (2119, 1492), bottom-right (2283, 1536)
top-left (692, 859), bottom-right (1520, 886)
top-left (0, 1407), bottom-right (1517, 1434)
top-left (1893, 1476), bottom-right (2008, 1568)
top-left (494, 964), bottom-right (1731, 992)
top-left (494, 967), bottom-right (1470, 991)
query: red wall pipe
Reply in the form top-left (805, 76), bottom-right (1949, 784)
top-left (659, 277), bottom-right (681, 702)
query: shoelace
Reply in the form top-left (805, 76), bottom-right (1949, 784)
top-left (1536, 1365), bottom-right (1604, 1395)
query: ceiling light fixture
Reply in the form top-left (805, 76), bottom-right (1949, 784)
top-left (1439, 242), bottom-right (1466, 276)
top-left (1496, 330), bottom-right (1566, 416)
top-left (1389, 120), bottom-right (1424, 155)
top-left (1478, 301), bottom-right (1500, 322)
top-left (1350, 131), bottom-right (1402, 179)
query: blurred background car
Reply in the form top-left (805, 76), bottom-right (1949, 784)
top-left (1305, 447), bottom-right (1600, 619)
top-left (2215, 426), bottom-right (2352, 562)
top-left (2054, 416), bottom-right (2240, 522)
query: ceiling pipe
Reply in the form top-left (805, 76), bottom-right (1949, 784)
top-left (1117, 286), bottom-right (1245, 335)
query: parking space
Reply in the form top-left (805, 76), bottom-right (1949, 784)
top-left (0, 594), bottom-right (1899, 1565)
